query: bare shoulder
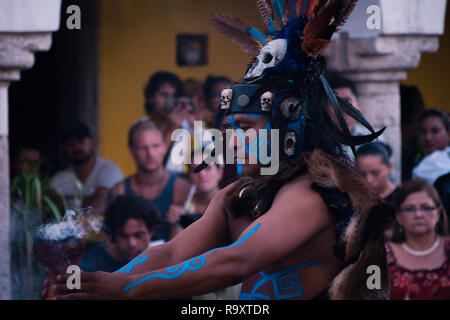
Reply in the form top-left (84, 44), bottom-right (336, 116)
top-left (274, 174), bottom-right (324, 207)
top-left (201, 181), bottom-right (239, 218)
top-left (269, 174), bottom-right (331, 224)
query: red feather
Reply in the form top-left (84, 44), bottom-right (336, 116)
top-left (302, 38), bottom-right (330, 56)
top-left (296, 0), bottom-right (321, 18)
top-left (296, 0), bottom-right (302, 16)
top-left (314, 0), bottom-right (330, 16)
top-left (306, 0), bottom-right (320, 17)
top-left (301, 0), bottom-right (359, 57)
top-left (283, 0), bottom-right (295, 25)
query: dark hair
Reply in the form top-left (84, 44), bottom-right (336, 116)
top-left (400, 85), bottom-right (425, 124)
top-left (418, 108), bottom-right (449, 131)
top-left (328, 77), bottom-right (358, 98)
top-left (144, 71), bottom-right (183, 114)
top-left (355, 142), bottom-right (392, 165)
top-left (203, 75), bottom-right (232, 101)
top-left (62, 121), bottom-right (92, 143)
top-left (103, 195), bottom-right (162, 242)
top-left (391, 179), bottom-right (449, 243)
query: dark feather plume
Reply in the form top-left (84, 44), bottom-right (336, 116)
top-left (313, 0), bottom-right (331, 16)
top-left (211, 13), bottom-right (260, 56)
top-left (296, 0), bottom-right (320, 17)
top-left (336, 0), bottom-right (358, 23)
top-left (302, 0), bottom-right (358, 56)
top-left (253, 0), bottom-right (273, 30)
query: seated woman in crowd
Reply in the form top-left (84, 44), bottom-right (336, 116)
top-left (412, 108), bottom-right (449, 184)
top-left (165, 152), bottom-right (223, 240)
top-left (355, 142), bottom-right (398, 204)
top-left (386, 179), bottom-right (449, 300)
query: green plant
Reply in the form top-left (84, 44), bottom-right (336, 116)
top-left (10, 169), bottom-right (67, 300)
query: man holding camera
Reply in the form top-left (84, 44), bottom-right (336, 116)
top-left (143, 71), bottom-right (196, 174)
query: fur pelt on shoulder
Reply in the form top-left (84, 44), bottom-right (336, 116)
top-left (226, 149), bottom-right (393, 300)
top-left (306, 150), bottom-right (392, 300)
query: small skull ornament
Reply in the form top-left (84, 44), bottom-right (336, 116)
top-left (283, 129), bottom-right (298, 157)
top-left (279, 97), bottom-right (302, 121)
top-left (220, 89), bottom-right (233, 110)
top-left (260, 91), bottom-right (274, 112)
top-left (244, 39), bottom-right (288, 80)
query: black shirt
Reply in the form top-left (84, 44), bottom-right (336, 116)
top-left (79, 242), bottom-right (125, 273)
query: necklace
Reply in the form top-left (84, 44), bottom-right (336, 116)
top-left (402, 237), bottom-right (440, 256)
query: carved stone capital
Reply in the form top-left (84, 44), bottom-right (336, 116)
top-left (325, 34), bottom-right (440, 81)
top-left (0, 33), bottom-right (53, 81)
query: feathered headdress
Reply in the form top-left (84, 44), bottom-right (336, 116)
top-left (211, 0), bottom-right (384, 159)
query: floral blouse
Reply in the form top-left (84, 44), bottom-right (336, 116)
top-left (385, 237), bottom-right (450, 300)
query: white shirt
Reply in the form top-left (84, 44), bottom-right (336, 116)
top-left (412, 146), bottom-right (450, 185)
top-left (50, 157), bottom-right (123, 208)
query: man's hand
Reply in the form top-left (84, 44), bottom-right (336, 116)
top-left (51, 271), bottom-right (132, 300)
top-left (167, 101), bottom-right (191, 128)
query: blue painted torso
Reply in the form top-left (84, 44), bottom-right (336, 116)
top-left (238, 261), bottom-right (320, 300)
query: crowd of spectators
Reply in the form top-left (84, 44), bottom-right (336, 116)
top-left (12, 72), bottom-right (448, 300)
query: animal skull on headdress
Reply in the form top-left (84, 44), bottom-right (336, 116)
top-left (244, 39), bottom-right (288, 80)
top-left (260, 91), bottom-right (274, 112)
top-left (220, 89), bottom-right (233, 109)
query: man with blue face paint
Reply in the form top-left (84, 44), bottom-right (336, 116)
top-left (50, 0), bottom-right (393, 300)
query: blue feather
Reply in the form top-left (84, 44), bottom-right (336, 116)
top-left (247, 27), bottom-right (268, 45)
top-left (301, 0), bottom-right (310, 15)
top-left (272, 0), bottom-right (284, 20)
top-left (291, 0), bottom-right (298, 18)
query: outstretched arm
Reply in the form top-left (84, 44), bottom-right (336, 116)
top-left (111, 183), bottom-right (232, 277)
top-left (54, 178), bottom-right (333, 299)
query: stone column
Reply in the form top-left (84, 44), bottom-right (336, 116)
top-left (0, 0), bottom-right (61, 299)
top-left (324, 0), bottom-right (447, 184)
top-left (0, 81), bottom-right (10, 299)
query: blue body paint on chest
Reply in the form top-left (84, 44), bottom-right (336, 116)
top-left (238, 261), bottom-right (320, 300)
top-left (122, 223), bottom-right (261, 292)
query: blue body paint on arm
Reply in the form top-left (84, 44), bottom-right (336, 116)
top-left (123, 223), bottom-right (261, 292)
top-left (115, 254), bottom-right (148, 273)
